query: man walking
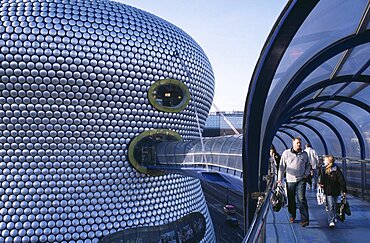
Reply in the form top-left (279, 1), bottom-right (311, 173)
top-left (278, 137), bottom-right (311, 227)
top-left (305, 144), bottom-right (319, 190)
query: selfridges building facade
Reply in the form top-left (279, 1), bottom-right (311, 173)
top-left (0, 0), bottom-right (216, 242)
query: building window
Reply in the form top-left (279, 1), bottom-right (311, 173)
top-left (128, 129), bottom-right (182, 175)
top-left (148, 79), bottom-right (190, 112)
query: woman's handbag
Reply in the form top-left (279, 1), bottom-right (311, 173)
top-left (337, 196), bottom-right (351, 222)
top-left (316, 187), bottom-right (326, 205)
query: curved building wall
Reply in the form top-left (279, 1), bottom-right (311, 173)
top-left (0, 0), bottom-right (215, 242)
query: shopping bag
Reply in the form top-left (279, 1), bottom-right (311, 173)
top-left (336, 202), bottom-right (345, 222)
top-left (345, 201), bottom-right (351, 216)
top-left (342, 197), bottom-right (351, 216)
top-left (316, 187), bottom-right (326, 205)
top-left (336, 196), bottom-right (351, 222)
top-left (271, 184), bottom-right (287, 212)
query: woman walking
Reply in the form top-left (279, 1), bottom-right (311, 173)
top-left (318, 155), bottom-right (347, 228)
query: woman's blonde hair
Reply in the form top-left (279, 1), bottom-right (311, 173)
top-left (324, 155), bottom-right (335, 174)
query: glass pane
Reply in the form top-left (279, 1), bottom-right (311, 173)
top-left (272, 137), bottom-right (287, 154)
top-left (363, 64), bottom-right (370, 75)
top-left (350, 84), bottom-right (370, 104)
top-left (319, 83), bottom-right (346, 97)
top-left (332, 103), bottom-right (369, 158)
top-left (276, 131), bottom-right (293, 149)
top-left (315, 111), bottom-right (359, 158)
top-left (338, 43), bottom-right (370, 76)
top-left (301, 118), bottom-right (342, 156)
top-left (293, 83), bottom-right (345, 110)
top-left (306, 100), bottom-right (338, 109)
top-left (291, 124), bottom-right (326, 155)
top-left (302, 52), bottom-right (343, 88)
top-left (337, 82), bottom-right (367, 97)
top-left (280, 127), bottom-right (308, 147)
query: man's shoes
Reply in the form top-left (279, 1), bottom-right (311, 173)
top-left (301, 221), bottom-right (309, 227)
top-left (329, 222), bottom-right (335, 228)
top-left (325, 206), bottom-right (329, 211)
top-left (289, 217), bottom-right (295, 223)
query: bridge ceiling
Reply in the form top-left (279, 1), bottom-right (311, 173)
top-left (245, 0), bottom-right (370, 167)
top-left (243, 0), bottom-right (370, 225)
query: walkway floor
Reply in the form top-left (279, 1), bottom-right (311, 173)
top-left (266, 189), bottom-right (370, 242)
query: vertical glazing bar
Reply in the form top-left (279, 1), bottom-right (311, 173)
top-left (361, 161), bottom-right (366, 199)
top-left (342, 158), bottom-right (347, 181)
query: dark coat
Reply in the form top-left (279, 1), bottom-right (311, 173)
top-left (318, 163), bottom-right (347, 196)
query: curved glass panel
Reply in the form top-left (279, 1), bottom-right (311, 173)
top-left (292, 84), bottom-right (343, 110)
top-left (227, 135), bottom-right (243, 170)
top-left (276, 131), bottom-right (294, 149)
top-left (364, 65), bottom-right (370, 75)
top-left (313, 111), bottom-right (360, 158)
top-left (272, 137), bottom-right (287, 154)
top-left (211, 136), bottom-right (229, 165)
top-left (289, 52), bottom-right (344, 103)
top-left (332, 103), bottom-right (369, 158)
top-left (203, 139), bottom-right (214, 164)
top-left (300, 119), bottom-right (342, 156)
top-left (338, 43), bottom-right (370, 76)
top-left (280, 127), bottom-right (308, 146)
top-left (337, 82), bottom-right (368, 97)
top-left (318, 84), bottom-right (346, 97)
top-left (290, 124), bottom-right (326, 155)
top-left (148, 79), bottom-right (190, 112)
top-left (343, 84), bottom-right (370, 104)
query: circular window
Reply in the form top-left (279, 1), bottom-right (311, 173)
top-left (148, 79), bottom-right (190, 112)
top-left (128, 129), bottom-right (182, 175)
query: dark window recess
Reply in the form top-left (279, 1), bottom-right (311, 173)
top-left (128, 129), bottom-right (182, 175)
top-left (154, 83), bottom-right (183, 107)
top-left (148, 79), bottom-right (190, 112)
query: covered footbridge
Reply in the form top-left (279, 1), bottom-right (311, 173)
top-left (243, 0), bottom-right (370, 241)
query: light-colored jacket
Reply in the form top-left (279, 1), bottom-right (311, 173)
top-left (305, 147), bottom-right (319, 169)
top-left (278, 148), bottom-right (310, 183)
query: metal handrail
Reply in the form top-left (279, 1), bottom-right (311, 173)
top-left (243, 160), bottom-right (275, 243)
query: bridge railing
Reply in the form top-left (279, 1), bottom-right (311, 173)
top-left (334, 157), bottom-right (370, 201)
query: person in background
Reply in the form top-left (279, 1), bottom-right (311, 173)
top-left (270, 145), bottom-right (281, 178)
top-left (305, 144), bottom-right (319, 190)
top-left (318, 155), bottom-right (347, 228)
top-left (278, 137), bottom-right (311, 227)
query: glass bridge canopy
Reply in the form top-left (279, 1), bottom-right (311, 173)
top-left (243, 0), bottom-right (370, 227)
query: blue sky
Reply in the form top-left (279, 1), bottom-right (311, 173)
top-left (118, 0), bottom-right (287, 112)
